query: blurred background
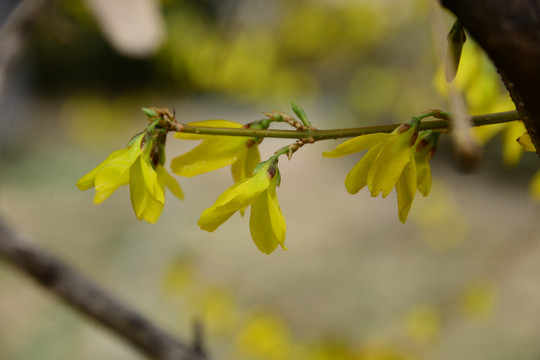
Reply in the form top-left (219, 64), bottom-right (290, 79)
top-left (1, 0), bottom-right (540, 359)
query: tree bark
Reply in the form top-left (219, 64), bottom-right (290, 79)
top-left (440, 0), bottom-right (540, 154)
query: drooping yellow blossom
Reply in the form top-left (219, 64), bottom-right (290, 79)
top-left (198, 159), bottom-right (286, 254)
top-left (77, 133), bottom-right (183, 223)
top-left (130, 157), bottom-right (184, 223)
top-left (171, 120), bottom-right (260, 183)
top-left (323, 119), bottom-right (421, 223)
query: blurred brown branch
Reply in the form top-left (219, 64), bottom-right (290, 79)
top-left (0, 217), bottom-right (209, 360)
top-left (440, 0), bottom-right (540, 155)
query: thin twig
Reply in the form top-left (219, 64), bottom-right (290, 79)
top-left (171, 110), bottom-right (521, 140)
top-left (0, 217), bottom-right (208, 360)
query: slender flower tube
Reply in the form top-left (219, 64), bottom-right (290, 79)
top-left (198, 159), bottom-right (286, 254)
top-left (323, 117), bottom-right (421, 223)
top-left (171, 120), bottom-right (260, 183)
top-left (77, 132), bottom-right (183, 223)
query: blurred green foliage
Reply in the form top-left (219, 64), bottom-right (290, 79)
top-left (30, 0), bottom-right (434, 114)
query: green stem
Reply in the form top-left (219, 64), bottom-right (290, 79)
top-left (273, 144), bottom-right (299, 159)
top-left (172, 110), bottom-right (520, 141)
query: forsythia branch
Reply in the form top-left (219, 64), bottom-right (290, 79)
top-left (170, 110), bottom-right (521, 140)
top-left (0, 217), bottom-right (209, 360)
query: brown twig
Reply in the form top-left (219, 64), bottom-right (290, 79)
top-left (0, 217), bottom-right (209, 360)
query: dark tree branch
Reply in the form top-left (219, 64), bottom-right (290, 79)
top-left (0, 217), bottom-right (208, 360)
top-left (439, 0), bottom-right (540, 154)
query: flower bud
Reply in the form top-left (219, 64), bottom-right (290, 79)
top-left (446, 19), bottom-right (466, 82)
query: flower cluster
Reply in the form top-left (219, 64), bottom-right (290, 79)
top-left (77, 109), bottom-right (290, 254)
top-left (198, 158), bottom-right (287, 254)
top-left (167, 119), bottom-right (289, 253)
top-left (77, 106), bottom-right (451, 254)
top-left (323, 118), bottom-right (440, 223)
top-left (77, 130), bottom-right (183, 223)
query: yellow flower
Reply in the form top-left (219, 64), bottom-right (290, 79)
top-left (198, 159), bottom-right (286, 254)
top-left (77, 133), bottom-right (183, 223)
top-left (171, 120), bottom-right (260, 183)
top-left (517, 132), bottom-right (536, 152)
top-left (323, 119), bottom-right (421, 223)
top-left (130, 159), bottom-right (184, 223)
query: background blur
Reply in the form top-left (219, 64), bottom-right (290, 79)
top-left (1, 0), bottom-right (540, 359)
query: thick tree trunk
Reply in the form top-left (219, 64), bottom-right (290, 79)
top-left (440, 0), bottom-right (540, 154)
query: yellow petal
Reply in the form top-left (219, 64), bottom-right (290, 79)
top-left (232, 146), bottom-right (261, 216)
top-left (157, 166), bottom-right (184, 200)
top-left (93, 169), bottom-right (129, 204)
top-left (211, 163), bottom-right (271, 212)
top-left (76, 149), bottom-right (127, 190)
top-left (268, 185), bottom-right (287, 249)
top-left (95, 140), bottom-right (142, 191)
top-left (129, 154), bottom-right (167, 223)
top-left (368, 135), bottom-right (412, 197)
top-left (323, 133), bottom-right (391, 158)
top-left (415, 155), bottom-right (431, 197)
top-left (129, 158), bottom-right (149, 219)
top-left (396, 153), bottom-right (417, 223)
top-left (171, 137), bottom-right (248, 177)
top-left (139, 165), bottom-right (165, 223)
top-left (249, 178), bottom-right (286, 254)
top-left (174, 120), bottom-right (242, 140)
top-left (198, 163), bottom-right (272, 232)
top-left (231, 150), bottom-right (248, 185)
top-left (232, 145), bottom-right (261, 183)
top-left (344, 142), bottom-right (384, 194)
top-left (517, 133), bottom-right (536, 152)
top-left (138, 193), bottom-right (164, 223)
top-left (198, 208), bottom-right (237, 232)
top-left (139, 156), bottom-right (165, 203)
